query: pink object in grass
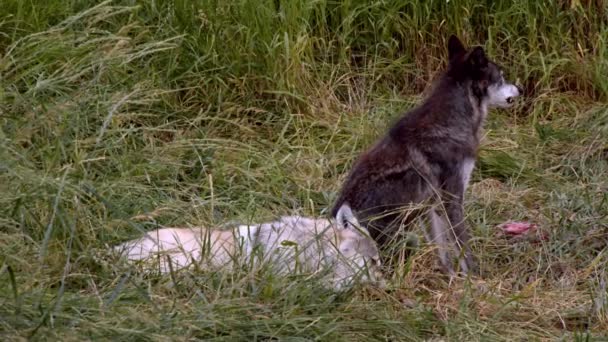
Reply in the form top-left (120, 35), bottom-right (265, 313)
top-left (499, 221), bottom-right (537, 235)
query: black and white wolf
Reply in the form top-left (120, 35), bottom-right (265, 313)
top-left (332, 35), bottom-right (522, 274)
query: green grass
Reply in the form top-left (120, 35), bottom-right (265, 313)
top-left (1, 0), bottom-right (607, 340)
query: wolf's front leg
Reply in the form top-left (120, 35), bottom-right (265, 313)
top-left (443, 192), bottom-right (475, 275)
top-left (428, 209), bottom-right (455, 275)
top-left (439, 171), bottom-right (476, 275)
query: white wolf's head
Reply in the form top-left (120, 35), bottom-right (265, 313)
top-left (333, 203), bottom-right (385, 289)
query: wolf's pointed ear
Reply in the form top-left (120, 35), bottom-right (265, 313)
top-left (448, 35), bottom-right (466, 60)
top-left (467, 46), bottom-right (488, 69)
top-left (335, 203), bottom-right (356, 230)
top-left (335, 204), bottom-right (371, 237)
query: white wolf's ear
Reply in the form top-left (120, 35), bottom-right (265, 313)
top-left (335, 204), bottom-right (370, 237)
top-left (335, 203), bottom-right (355, 230)
top-left (448, 35), bottom-right (466, 60)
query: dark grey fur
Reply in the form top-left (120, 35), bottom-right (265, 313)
top-left (332, 35), bottom-right (522, 274)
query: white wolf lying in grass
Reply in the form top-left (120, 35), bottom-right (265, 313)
top-left (114, 204), bottom-right (384, 291)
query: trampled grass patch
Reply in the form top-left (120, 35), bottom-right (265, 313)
top-left (1, 1), bottom-right (607, 340)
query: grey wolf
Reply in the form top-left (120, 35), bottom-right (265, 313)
top-left (332, 35), bottom-right (522, 275)
top-left (114, 204), bottom-right (384, 291)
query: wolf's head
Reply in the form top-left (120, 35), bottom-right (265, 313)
top-left (333, 203), bottom-right (385, 288)
top-left (447, 35), bottom-right (522, 108)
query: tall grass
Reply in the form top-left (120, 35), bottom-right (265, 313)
top-left (1, 0), bottom-right (607, 340)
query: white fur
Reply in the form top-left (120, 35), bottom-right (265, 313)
top-left (237, 224), bottom-right (259, 260)
top-left (114, 204), bottom-right (384, 291)
top-left (461, 158), bottom-right (476, 192)
top-left (486, 78), bottom-right (521, 108)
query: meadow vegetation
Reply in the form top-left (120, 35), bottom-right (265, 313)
top-left (1, 0), bottom-right (607, 340)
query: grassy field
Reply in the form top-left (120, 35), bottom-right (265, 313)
top-left (1, 0), bottom-right (607, 340)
